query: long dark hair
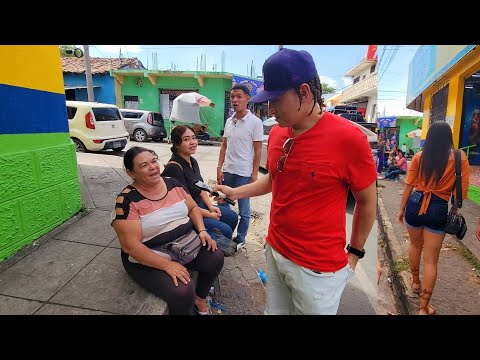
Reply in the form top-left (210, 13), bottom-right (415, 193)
top-left (419, 121), bottom-right (453, 185)
top-left (170, 125), bottom-right (195, 154)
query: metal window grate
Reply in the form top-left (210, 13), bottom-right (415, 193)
top-left (429, 84), bottom-right (449, 124)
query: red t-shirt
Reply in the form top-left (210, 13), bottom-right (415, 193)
top-left (266, 112), bottom-right (377, 272)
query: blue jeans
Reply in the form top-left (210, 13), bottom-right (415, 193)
top-left (220, 172), bottom-right (251, 243)
top-left (198, 200), bottom-right (238, 240)
top-left (385, 169), bottom-right (405, 179)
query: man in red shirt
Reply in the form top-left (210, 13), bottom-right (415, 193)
top-left (215, 48), bottom-right (377, 314)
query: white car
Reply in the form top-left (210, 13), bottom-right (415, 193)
top-left (259, 117), bottom-right (378, 170)
top-left (66, 101), bottom-right (129, 152)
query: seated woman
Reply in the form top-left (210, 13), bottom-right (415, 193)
top-left (196, 125), bottom-right (211, 141)
top-left (379, 150), bottom-right (407, 180)
top-left (111, 146), bottom-right (224, 315)
top-left (162, 125), bottom-right (238, 241)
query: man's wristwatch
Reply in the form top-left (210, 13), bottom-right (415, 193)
top-left (346, 244), bottom-right (365, 259)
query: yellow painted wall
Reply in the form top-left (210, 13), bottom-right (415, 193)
top-left (0, 45), bottom-right (65, 94)
top-left (421, 46), bottom-right (480, 148)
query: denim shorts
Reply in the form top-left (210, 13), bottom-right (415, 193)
top-left (405, 192), bottom-right (448, 234)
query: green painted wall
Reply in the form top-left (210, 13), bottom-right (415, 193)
top-left (120, 74), bottom-right (232, 138)
top-left (0, 45), bottom-right (82, 262)
top-left (397, 116), bottom-right (423, 152)
top-left (468, 185), bottom-right (480, 205)
top-left (0, 134), bottom-right (81, 261)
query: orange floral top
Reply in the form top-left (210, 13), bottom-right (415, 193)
top-left (405, 150), bottom-right (470, 215)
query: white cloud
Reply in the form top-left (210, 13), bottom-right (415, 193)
top-left (342, 77), bottom-right (353, 87)
top-left (95, 45), bottom-right (143, 54)
top-left (320, 75), bottom-right (355, 93)
top-left (378, 96), bottom-right (423, 116)
top-left (319, 75), bottom-right (337, 88)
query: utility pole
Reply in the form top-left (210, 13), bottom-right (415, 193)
top-left (84, 45), bottom-right (94, 102)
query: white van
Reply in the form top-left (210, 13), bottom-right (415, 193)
top-left (66, 101), bottom-right (129, 152)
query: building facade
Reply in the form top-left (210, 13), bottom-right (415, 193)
top-left (62, 57), bottom-right (145, 104)
top-left (339, 45), bottom-right (378, 123)
top-left (407, 45), bottom-right (480, 203)
top-left (113, 70), bottom-right (263, 137)
top-left (0, 46), bottom-right (82, 261)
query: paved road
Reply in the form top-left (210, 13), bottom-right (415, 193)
top-left (337, 198), bottom-right (378, 315)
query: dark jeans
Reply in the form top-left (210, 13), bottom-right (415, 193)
top-left (121, 246), bottom-right (224, 315)
top-left (384, 169), bottom-right (406, 179)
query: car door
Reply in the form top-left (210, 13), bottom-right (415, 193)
top-left (121, 111), bottom-right (138, 136)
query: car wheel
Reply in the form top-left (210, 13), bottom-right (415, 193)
top-left (72, 138), bottom-right (87, 152)
top-left (74, 48), bottom-right (84, 58)
top-left (134, 129), bottom-right (147, 142)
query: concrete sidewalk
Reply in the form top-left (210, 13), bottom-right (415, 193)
top-left (0, 151), bottom-right (265, 315)
top-left (377, 175), bottom-right (480, 315)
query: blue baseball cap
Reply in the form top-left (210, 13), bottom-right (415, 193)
top-left (249, 48), bottom-right (318, 103)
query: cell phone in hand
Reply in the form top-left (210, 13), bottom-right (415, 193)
top-left (193, 180), bottom-right (236, 206)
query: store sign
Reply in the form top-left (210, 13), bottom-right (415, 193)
top-left (407, 45), bottom-right (476, 106)
top-left (232, 75), bottom-right (264, 98)
top-left (366, 45), bottom-right (378, 61)
top-left (377, 116), bottom-right (396, 128)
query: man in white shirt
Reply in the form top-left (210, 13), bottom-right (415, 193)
top-left (217, 84), bottom-right (264, 249)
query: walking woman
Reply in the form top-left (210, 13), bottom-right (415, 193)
top-left (377, 134), bottom-right (385, 174)
top-left (397, 121), bottom-right (470, 315)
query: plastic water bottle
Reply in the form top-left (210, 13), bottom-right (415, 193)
top-left (258, 269), bottom-right (266, 284)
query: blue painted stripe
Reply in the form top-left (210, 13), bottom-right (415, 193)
top-left (0, 84), bottom-right (69, 135)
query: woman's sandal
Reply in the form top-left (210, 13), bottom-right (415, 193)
top-left (194, 304), bottom-right (212, 315)
top-left (410, 269), bottom-right (421, 294)
top-left (419, 289), bottom-right (436, 315)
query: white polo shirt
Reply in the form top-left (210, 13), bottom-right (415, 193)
top-left (223, 110), bottom-right (264, 177)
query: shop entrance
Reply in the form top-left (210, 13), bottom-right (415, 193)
top-left (459, 71), bottom-right (480, 165)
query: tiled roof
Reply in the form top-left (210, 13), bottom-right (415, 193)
top-left (61, 57), bottom-right (145, 74)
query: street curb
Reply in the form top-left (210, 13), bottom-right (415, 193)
top-left (377, 196), bottom-right (412, 315)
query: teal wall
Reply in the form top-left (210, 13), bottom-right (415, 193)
top-left (120, 74), bottom-right (233, 137)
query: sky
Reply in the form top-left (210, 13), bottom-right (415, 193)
top-left (89, 45), bottom-right (370, 93)
top-left (377, 45), bottom-right (423, 117)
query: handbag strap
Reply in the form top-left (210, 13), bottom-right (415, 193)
top-left (452, 149), bottom-right (463, 209)
top-left (166, 160), bottom-right (183, 170)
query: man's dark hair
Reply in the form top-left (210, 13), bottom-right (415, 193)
top-left (294, 75), bottom-right (325, 115)
top-left (420, 121), bottom-right (454, 185)
top-left (124, 146), bottom-right (157, 171)
top-left (231, 83), bottom-right (251, 96)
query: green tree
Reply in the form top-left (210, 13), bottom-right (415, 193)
top-left (322, 83), bottom-right (336, 94)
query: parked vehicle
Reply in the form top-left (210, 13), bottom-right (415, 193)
top-left (325, 105), bottom-right (358, 115)
top-left (339, 112), bottom-right (365, 123)
top-left (120, 109), bottom-right (167, 142)
top-left (259, 116), bottom-right (378, 170)
top-left (66, 101), bottom-right (129, 152)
